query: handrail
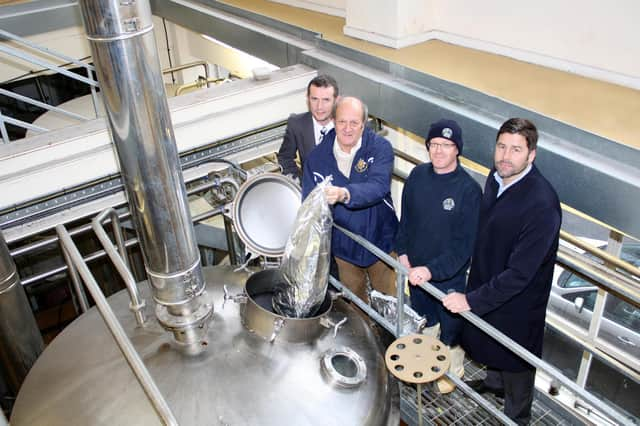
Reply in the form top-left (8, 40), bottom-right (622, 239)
top-left (92, 208), bottom-right (146, 326)
top-left (175, 76), bottom-right (227, 96)
top-left (393, 148), bottom-right (640, 285)
top-left (162, 60), bottom-right (210, 88)
top-left (0, 112), bottom-right (47, 136)
top-left (55, 224), bottom-right (177, 426)
top-left (561, 230), bottom-right (640, 278)
top-left (0, 87), bottom-right (91, 121)
top-left (333, 223), bottom-right (633, 426)
top-left (0, 29), bottom-right (95, 74)
top-left (0, 29), bottom-right (101, 142)
top-left (557, 244), bottom-right (640, 308)
top-left (328, 275), bottom-right (517, 425)
top-left (0, 44), bottom-right (97, 87)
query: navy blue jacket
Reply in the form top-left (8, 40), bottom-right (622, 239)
top-left (302, 127), bottom-right (398, 267)
top-left (396, 163), bottom-right (481, 290)
top-left (462, 165), bottom-right (561, 372)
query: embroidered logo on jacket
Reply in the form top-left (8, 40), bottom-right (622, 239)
top-left (442, 128), bottom-right (453, 138)
top-left (442, 197), bottom-right (455, 211)
top-left (355, 158), bottom-right (368, 173)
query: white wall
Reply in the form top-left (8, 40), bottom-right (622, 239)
top-left (434, 0), bottom-right (640, 87)
top-left (341, 0), bottom-right (640, 88)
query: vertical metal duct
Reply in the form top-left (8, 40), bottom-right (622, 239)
top-left (0, 231), bottom-right (44, 393)
top-left (78, 0), bottom-right (212, 349)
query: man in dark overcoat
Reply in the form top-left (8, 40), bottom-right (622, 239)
top-left (443, 118), bottom-right (561, 425)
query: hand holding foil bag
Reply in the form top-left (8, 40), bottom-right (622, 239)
top-left (273, 178), bottom-right (333, 318)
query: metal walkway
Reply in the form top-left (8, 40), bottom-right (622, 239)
top-left (400, 359), bottom-right (578, 426)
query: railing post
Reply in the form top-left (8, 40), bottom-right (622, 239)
top-left (0, 110), bottom-right (9, 143)
top-left (395, 269), bottom-right (405, 337)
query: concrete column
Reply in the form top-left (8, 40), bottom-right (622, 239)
top-left (343, 0), bottom-right (436, 48)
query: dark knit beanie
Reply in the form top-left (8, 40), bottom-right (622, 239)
top-left (426, 119), bottom-right (463, 155)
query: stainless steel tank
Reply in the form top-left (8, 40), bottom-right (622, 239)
top-left (11, 265), bottom-right (400, 425)
top-left (9, 0), bottom-right (399, 421)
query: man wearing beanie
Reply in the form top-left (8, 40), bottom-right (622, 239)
top-left (396, 118), bottom-right (481, 393)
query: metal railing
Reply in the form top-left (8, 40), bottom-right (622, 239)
top-left (92, 208), bottom-right (146, 326)
top-left (0, 29), bottom-right (100, 142)
top-left (333, 223), bottom-right (634, 426)
top-left (56, 224), bottom-right (177, 426)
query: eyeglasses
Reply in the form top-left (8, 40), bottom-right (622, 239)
top-left (336, 119), bottom-right (363, 129)
top-left (428, 142), bottom-right (457, 151)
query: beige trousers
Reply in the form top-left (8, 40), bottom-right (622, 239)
top-left (335, 253), bottom-right (397, 304)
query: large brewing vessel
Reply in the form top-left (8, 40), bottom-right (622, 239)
top-left (11, 265), bottom-right (400, 425)
top-left (10, 0), bottom-right (399, 422)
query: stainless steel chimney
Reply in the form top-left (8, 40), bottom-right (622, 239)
top-left (78, 0), bottom-right (212, 349)
top-left (0, 231), bottom-right (44, 393)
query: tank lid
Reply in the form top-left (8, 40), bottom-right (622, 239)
top-left (232, 173), bottom-right (301, 257)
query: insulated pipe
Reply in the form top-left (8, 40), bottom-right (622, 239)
top-left (0, 231), bottom-right (44, 394)
top-left (78, 0), bottom-right (212, 347)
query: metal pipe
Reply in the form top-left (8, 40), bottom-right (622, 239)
top-left (55, 225), bottom-right (177, 426)
top-left (175, 77), bottom-right (226, 96)
top-left (17, 205), bottom-right (227, 288)
top-left (92, 209), bottom-right (146, 326)
top-left (9, 172), bottom-right (238, 259)
top-left (395, 272), bottom-right (405, 337)
top-left (59, 239), bottom-right (90, 313)
top-left (78, 0), bottom-right (212, 347)
top-left (162, 60), bottom-right (211, 87)
top-left (20, 237), bottom-right (139, 287)
top-left (333, 223), bottom-right (633, 426)
top-left (0, 231), bottom-right (44, 394)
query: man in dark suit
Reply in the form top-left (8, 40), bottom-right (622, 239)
top-left (277, 75), bottom-right (339, 180)
top-left (443, 118), bottom-right (561, 425)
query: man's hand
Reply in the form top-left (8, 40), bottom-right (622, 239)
top-left (408, 266), bottom-right (431, 286)
top-left (442, 292), bottom-right (471, 313)
top-left (398, 254), bottom-right (412, 270)
top-left (324, 186), bottom-right (349, 205)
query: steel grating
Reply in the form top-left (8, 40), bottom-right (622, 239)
top-left (400, 358), bottom-right (581, 426)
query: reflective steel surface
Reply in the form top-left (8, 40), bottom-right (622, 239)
top-left (12, 266), bottom-right (400, 425)
top-left (0, 232), bottom-right (43, 393)
top-left (232, 173), bottom-right (301, 257)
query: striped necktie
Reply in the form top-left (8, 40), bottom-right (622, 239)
top-left (319, 127), bottom-right (327, 144)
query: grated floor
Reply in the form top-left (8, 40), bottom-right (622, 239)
top-left (399, 357), bottom-right (583, 426)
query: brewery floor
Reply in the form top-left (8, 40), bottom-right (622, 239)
top-left (399, 358), bottom-right (576, 426)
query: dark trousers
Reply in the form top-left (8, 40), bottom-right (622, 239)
top-left (484, 368), bottom-right (536, 425)
top-left (409, 281), bottom-right (464, 346)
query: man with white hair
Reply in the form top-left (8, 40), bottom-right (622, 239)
top-left (302, 97), bottom-right (398, 303)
